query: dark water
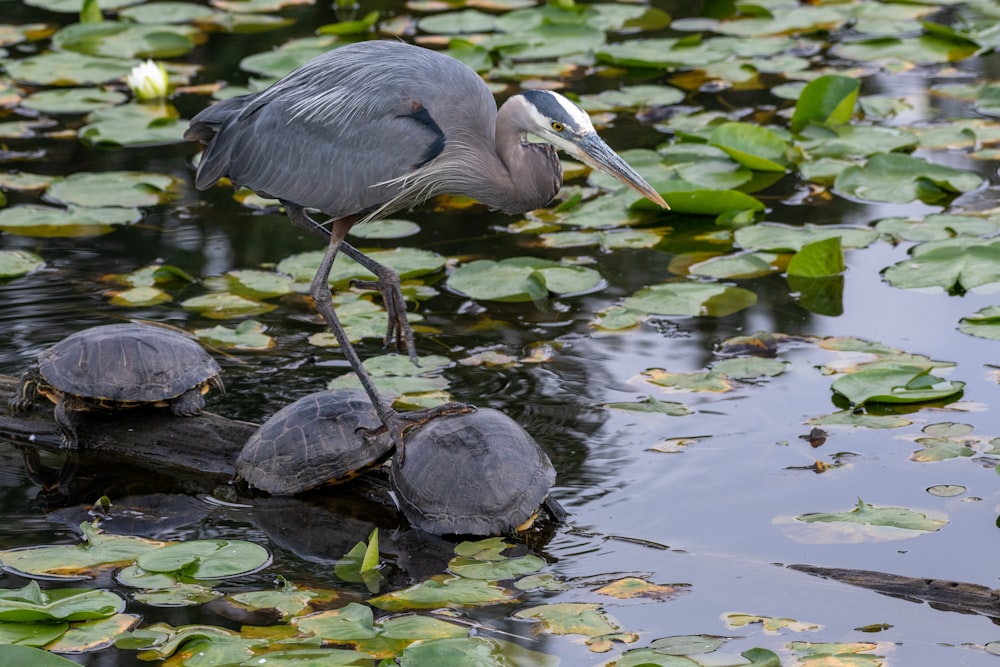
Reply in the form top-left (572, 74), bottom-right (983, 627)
top-left (4, 0), bottom-right (1000, 664)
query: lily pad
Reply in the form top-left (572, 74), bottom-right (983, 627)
top-left (708, 122), bottom-right (789, 172)
top-left (79, 103), bottom-right (188, 146)
top-left (735, 223), bottom-right (878, 252)
top-left (595, 283), bottom-right (757, 330)
top-left (798, 498), bottom-right (947, 532)
top-left (834, 153), bottom-right (983, 205)
top-left (369, 576), bottom-right (513, 611)
top-left (787, 237), bottom-right (844, 278)
top-left (790, 74), bottom-right (859, 133)
top-left (883, 238), bottom-right (1000, 293)
top-left (52, 21), bottom-right (201, 59)
top-left (959, 305), bottom-right (1000, 340)
top-left (0, 204), bottom-right (141, 237)
top-left (45, 613), bottom-right (140, 653)
top-left (0, 646), bottom-right (80, 665)
top-left (5, 52), bottom-right (135, 85)
top-left (181, 292), bottom-right (276, 319)
top-left (46, 171), bottom-right (183, 208)
top-left (278, 247), bottom-right (445, 286)
top-left (513, 603), bottom-right (620, 637)
top-left (350, 218), bottom-right (420, 240)
top-left (20, 87), bottom-right (128, 114)
top-left (135, 540), bottom-right (271, 578)
top-left (831, 364), bottom-right (964, 407)
top-left (602, 396), bottom-right (692, 417)
top-left (0, 581), bottom-right (125, 622)
top-left (448, 257), bottom-right (602, 302)
top-left (0, 249), bottom-right (44, 278)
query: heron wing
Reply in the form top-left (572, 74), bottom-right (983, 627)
top-left (189, 42), bottom-right (491, 218)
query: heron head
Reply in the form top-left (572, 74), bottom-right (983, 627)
top-left (511, 90), bottom-right (669, 210)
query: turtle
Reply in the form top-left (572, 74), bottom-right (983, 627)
top-left (9, 323), bottom-right (224, 449)
top-left (389, 407), bottom-right (560, 536)
top-left (236, 389), bottom-right (395, 495)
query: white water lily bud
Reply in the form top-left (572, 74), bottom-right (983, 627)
top-left (127, 59), bottom-right (170, 102)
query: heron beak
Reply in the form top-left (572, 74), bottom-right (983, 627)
top-left (573, 133), bottom-right (670, 210)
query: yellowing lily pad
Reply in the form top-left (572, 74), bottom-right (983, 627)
top-left (513, 603), bottom-right (620, 637)
top-left (195, 320), bottom-right (275, 351)
top-left (724, 612), bottom-right (821, 633)
top-left (594, 577), bottom-right (683, 600)
top-left (52, 21), bottom-right (201, 59)
top-left (602, 396), bottom-right (692, 417)
top-left (79, 103), bottom-right (188, 146)
top-left (0, 204), bottom-right (140, 237)
top-left (884, 238), bottom-right (1000, 293)
top-left (181, 292), bottom-right (276, 319)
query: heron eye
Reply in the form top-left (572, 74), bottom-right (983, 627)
top-left (551, 121), bottom-right (564, 132)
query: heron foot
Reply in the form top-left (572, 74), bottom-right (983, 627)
top-left (350, 272), bottom-right (418, 365)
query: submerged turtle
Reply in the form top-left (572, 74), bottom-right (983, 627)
top-left (236, 389), bottom-right (395, 495)
top-left (390, 408), bottom-right (559, 536)
top-left (9, 323), bottom-right (223, 448)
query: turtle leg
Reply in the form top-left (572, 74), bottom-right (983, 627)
top-left (8, 368), bottom-right (41, 415)
top-left (286, 204), bottom-right (417, 364)
top-left (169, 387), bottom-right (206, 417)
top-left (52, 395), bottom-right (84, 449)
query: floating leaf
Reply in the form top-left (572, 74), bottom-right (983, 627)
top-left (5, 52), bottom-right (134, 85)
top-left (79, 103), bottom-right (188, 147)
top-left (884, 238), bottom-right (1000, 293)
top-left (513, 603), bottom-right (619, 637)
top-left (595, 283), bottom-right (757, 330)
top-left (711, 357), bottom-right (787, 379)
top-left (136, 540), bottom-right (270, 578)
top-left (797, 498), bottom-right (947, 532)
top-left (0, 250), bottom-right (44, 278)
top-left (735, 224), bottom-right (878, 252)
top-left (195, 320), bottom-right (274, 351)
top-left (834, 153), bottom-right (983, 205)
top-left (52, 21), bottom-right (200, 59)
top-left (21, 87), bottom-right (128, 114)
top-left (688, 252), bottom-right (781, 280)
top-left (806, 411), bottom-right (912, 429)
top-left (725, 613), bottom-right (821, 633)
top-left (831, 364), bottom-right (964, 406)
top-left (349, 218), bottom-right (420, 240)
top-left (45, 613), bottom-right (139, 652)
top-left (0, 523), bottom-right (166, 579)
top-left (875, 212), bottom-right (1000, 243)
top-left (602, 396), bottom-right (692, 417)
top-left (46, 171), bottom-right (183, 208)
top-left (0, 581), bottom-right (124, 623)
top-left (787, 237), bottom-right (844, 278)
top-left (0, 204), bottom-right (140, 238)
top-left (181, 292), bottom-right (276, 319)
top-left (132, 584), bottom-right (221, 607)
top-left (370, 576), bottom-right (513, 611)
top-left (790, 74), bottom-right (859, 133)
top-left (448, 555), bottom-right (545, 581)
top-left (594, 577), bottom-right (681, 600)
top-left (448, 257), bottom-right (601, 302)
top-left (708, 122), bottom-right (789, 172)
top-left (0, 646), bottom-right (80, 666)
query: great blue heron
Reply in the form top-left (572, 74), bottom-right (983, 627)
top-left (185, 40), bottom-right (668, 450)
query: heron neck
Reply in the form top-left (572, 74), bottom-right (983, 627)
top-left (490, 102), bottom-right (562, 214)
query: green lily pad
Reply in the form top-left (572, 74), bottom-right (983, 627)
top-left (787, 237), bottom-right (844, 278)
top-left (447, 257), bottom-right (602, 303)
top-left (798, 498), bottom-right (947, 532)
top-left (0, 581), bottom-right (125, 622)
top-left (370, 576), bottom-right (513, 612)
top-left (5, 52), bottom-right (134, 86)
top-left (79, 102), bottom-right (188, 147)
top-left (118, 2), bottom-right (217, 23)
top-left (725, 614), bottom-right (820, 633)
top-left (108, 286), bottom-right (173, 307)
top-left (688, 252), bottom-right (781, 279)
top-left (418, 9), bottom-right (496, 34)
top-left (790, 74), bottom-right (859, 133)
top-left (578, 85), bottom-right (686, 112)
top-left (226, 269), bottom-right (294, 298)
top-left (181, 292), bottom-right (276, 319)
top-left (0, 646), bottom-right (80, 666)
top-left (132, 584), bottom-right (222, 607)
top-left (799, 124), bottom-right (918, 160)
top-left (52, 21), bottom-right (200, 59)
top-left (539, 228), bottom-right (664, 250)
top-left (960, 305), bottom-right (1000, 340)
top-left (831, 364), bottom-right (964, 407)
top-left (229, 581), bottom-right (342, 621)
top-left (0, 204), bottom-right (140, 238)
top-left (834, 153), bottom-right (983, 205)
top-left (46, 171), bottom-right (183, 208)
top-left (317, 10), bottom-right (380, 36)
top-left (135, 540), bottom-right (271, 578)
top-left (735, 223), bottom-right (878, 252)
top-left (350, 218), bottom-right (420, 240)
top-left (400, 636), bottom-right (558, 667)
top-left (883, 238), bottom-right (1000, 293)
top-left (875, 212), bottom-right (1000, 243)
top-left (448, 554), bottom-right (545, 581)
top-left (806, 411), bottom-right (912, 429)
top-left (633, 185), bottom-right (764, 217)
top-left (712, 357), bottom-right (787, 379)
top-left (911, 436), bottom-right (975, 462)
top-left (195, 321), bottom-right (275, 351)
top-left (0, 619), bottom-right (69, 646)
top-left (21, 87), bottom-right (128, 114)
top-left (0, 249), bottom-right (44, 278)
top-left (708, 122), bottom-right (789, 172)
top-left (595, 283), bottom-right (757, 330)
top-left (831, 33), bottom-right (978, 65)
top-left (0, 522), bottom-right (166, 578)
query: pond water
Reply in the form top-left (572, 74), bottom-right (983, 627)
top-left (3, 0), bottom-right (1000, 664)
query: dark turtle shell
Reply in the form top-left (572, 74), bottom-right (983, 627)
top-left (38, 323), bottom-right (222, 405)
top-left (390, 408), bottom-right (555, 536)
top-left (236, 389), bottom-right (394, 495)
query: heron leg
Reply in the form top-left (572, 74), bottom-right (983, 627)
top-left (286, 204), bottom-right (417, 363)
top-left (310, 216), bottom-right (472, 459)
